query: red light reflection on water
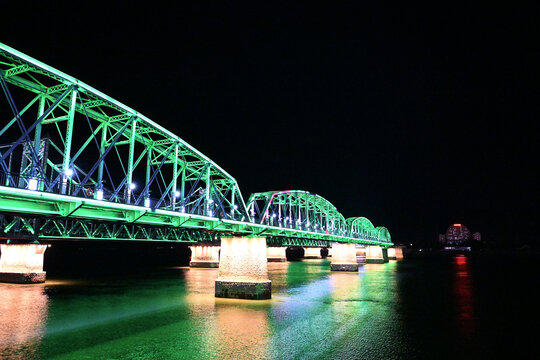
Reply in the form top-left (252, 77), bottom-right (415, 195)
top-left (453, 255), bottom-right (475, 337)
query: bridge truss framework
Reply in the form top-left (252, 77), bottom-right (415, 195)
top-left (0, 42), bottom-right (393, 248)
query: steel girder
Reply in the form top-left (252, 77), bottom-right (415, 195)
top-left (0, 214), bottom-right (218, 243)
top-left (0, 186), bottom-right (392, 245)
top-left (0, 42), bottom-right (249, 222)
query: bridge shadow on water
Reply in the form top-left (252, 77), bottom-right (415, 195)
top-left (43, 241), bottom-right (192, 277)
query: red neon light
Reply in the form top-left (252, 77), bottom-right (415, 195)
top-left (453, 223), bottom-right (462, 227)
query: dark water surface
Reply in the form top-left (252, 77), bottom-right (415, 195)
top-left (0, 252), bottom-right (538, 359)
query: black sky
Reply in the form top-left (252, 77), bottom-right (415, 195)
top-left (1, 1), bottom-right (538, 246)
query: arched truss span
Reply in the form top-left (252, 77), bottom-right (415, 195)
top-left (0, 42), bottom-right (249, 221)
top-left (346, 217), bottom-right (378, 241)
top-left (375, 226), bottom-right (391, 243)
top-left (247, 190), bottom-right (348, 237)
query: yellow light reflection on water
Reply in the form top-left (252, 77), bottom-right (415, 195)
top-left (184, 266), bottom-right (270, 359)
top-left (0, 284), bottom-right (49, 359)
top-left (213, 303), bottom-right (270, 359)
top-left (330, 271), bottom-right (362, 300)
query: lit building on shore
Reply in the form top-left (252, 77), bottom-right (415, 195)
top-left (438, 224), bottom-right (481, 250)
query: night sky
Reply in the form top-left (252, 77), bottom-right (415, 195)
top-left (1, 2), bottom-right (538, 246)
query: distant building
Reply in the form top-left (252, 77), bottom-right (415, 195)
top-left (440, 224), bottom-right (481, 248)
top-left (446, 224), bottom-right (471, 244)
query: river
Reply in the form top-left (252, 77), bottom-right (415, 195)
top-left (0, 251), bottom-right (537, 359)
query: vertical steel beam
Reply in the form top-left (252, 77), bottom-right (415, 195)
top-left (172, 144), bottom-right (178, 210)
top-left (97, 124), bottom-right (107, 188)
top-left (206, 166), bottom-right (211, 216)
top-left (61, 89), bottom-right (77, 194)
top-left (180, 165), bottom-right (185, 211)
top-left (32, 95), bottom-right (45, 179)
top-left (145, 146), bottom-right (152, 199)
top-left (125, 119), bottom-right (137, 203)
top-left (305, 197), bottom-right (309, 229)
top-left (230, 186), bottom-right (235, 219)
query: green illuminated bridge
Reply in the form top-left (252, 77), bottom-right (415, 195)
top-left (0, 43), bottom-right (397, 296)
top-left (0, 42), bottom-right (391, 248)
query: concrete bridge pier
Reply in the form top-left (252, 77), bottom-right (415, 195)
top-left (0, 244), bottom-right (48, 283)
top-left (303, 247), bottom-right (322, 259)
top-left (326, 248), bottom-right (332, 257)
top-left (215, 237), bottom-right (271, 300)
top-left (330, 243), bottom-right (358, 272)
top-left (267, 247), bottom-right (287, 262)
top-left (365, 245), bottom-right (389, 264)
top-left (190, 245), bottom-right (220, 268)
top-left (387, 247), bottom-right (404, 260)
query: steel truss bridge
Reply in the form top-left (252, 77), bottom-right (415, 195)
top-left (0, 42), bottom-right (392, 248)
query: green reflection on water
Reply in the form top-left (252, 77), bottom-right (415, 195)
top-left (0, 261), bottom-right (405, 360)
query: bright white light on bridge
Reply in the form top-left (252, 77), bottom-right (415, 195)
top-left (233, 204), bottom-right (238, 210)
top-left (96, 189), bottom-right (104, 200)
top-left (64, 168), bottom-right (74, 177)
top-left (174, 191), bottom-right (180, 197)
top-left (27, 178), bottom-right (38, 191)
top-left (144, 198), bottom-right (151, 208)
top-left (129, 183), bottom-right (136, 190)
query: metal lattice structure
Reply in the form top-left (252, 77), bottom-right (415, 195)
top-left (247, 190), bottom-right (348, 236)
top-left (0, 42), bottom-right (248, 221)
top-left (375, 226), bottom-right (391, 243)
top-left (346, 217), bottom-right (378, 242)
top-left (0, 42), bottom-right (392, 247)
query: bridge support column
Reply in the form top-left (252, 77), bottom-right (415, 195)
top-left (366, 246), bottom-right (389, 264)
top-left (0, 244), bottom-right (48, 283)
top-left (330, 243), bottom-right (358, 272)
top-left (303, 247), bottom-right (322, 259)
top-left (326, 248), bottom-right (332, 257)
top-left (190, 245), bottom-right (220, 268)
top-left (267, 247), bottom-right (287, 262)
top-left (387, 247), bottom-right (404, 260)
top-left (215, 237), bottom-right (271, 300)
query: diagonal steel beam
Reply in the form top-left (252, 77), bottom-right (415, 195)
top-left (71, 118), bottom-right (134, 196)
top-left (134, 143), bottom-right (175, 206)
top-left (0, 85), bottom-right (74, 165)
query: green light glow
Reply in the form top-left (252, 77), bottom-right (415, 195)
top-left (0, 42), bottom-right (392, 247)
